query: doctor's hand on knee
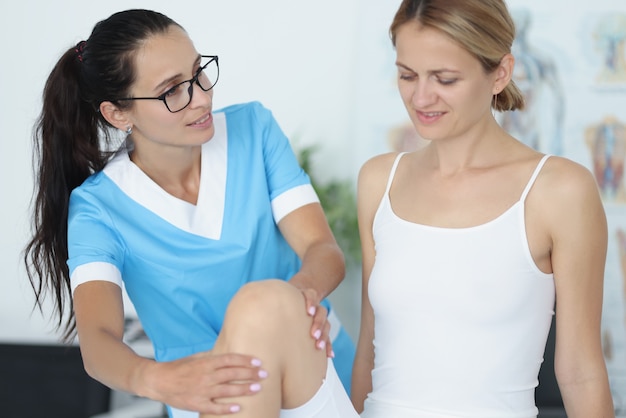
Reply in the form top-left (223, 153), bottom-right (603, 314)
top-left (299, 287), bottom-right (334, 358)
top-left (141, 351), bottom-right (268, 415)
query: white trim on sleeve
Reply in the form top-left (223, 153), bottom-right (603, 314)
top-left (70, 261), bottom-right (123, 294)
top-left (271, 184), bottom-right (319, 224)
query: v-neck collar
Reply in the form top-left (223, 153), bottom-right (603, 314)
top-left (103, 113), bottom-right (228, 240)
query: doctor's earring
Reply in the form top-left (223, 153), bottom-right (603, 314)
top-left (125, 125), bottom-right (133, 135)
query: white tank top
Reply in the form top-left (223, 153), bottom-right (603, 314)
top-left (362, 154), bottom-right (555, 418)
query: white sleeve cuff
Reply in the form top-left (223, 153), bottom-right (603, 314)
top-left (271, 184), bottom-right (319, 224)
top-left (70, 262), bottom-right (123, 294)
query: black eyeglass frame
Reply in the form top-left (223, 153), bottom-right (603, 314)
top-left (113, 55), bottom-right (219, 113)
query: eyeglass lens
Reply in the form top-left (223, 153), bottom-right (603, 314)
top-left (165, 58), bottom-right (219, 112)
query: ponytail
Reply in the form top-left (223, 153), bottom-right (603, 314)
top-left (494, 80), bottom-right (525, 112)
top-left (24, 9), bottom-right (180, 341)
top-left (25, 45), bottom-right (111, 341)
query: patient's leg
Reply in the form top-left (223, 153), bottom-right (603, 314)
top-left (201, 279), bottom-right (328, 418)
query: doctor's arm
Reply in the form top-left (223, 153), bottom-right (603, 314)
top-left (279, 201), bottom-right (346, 354)
top-left (73, 280), bottom-right (264, 414)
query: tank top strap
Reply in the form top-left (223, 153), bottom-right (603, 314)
top-left (384, 152), bottom-right (408, 195)
top-left (520, 154), bottom-right (551, 202)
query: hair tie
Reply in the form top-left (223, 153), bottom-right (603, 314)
top-left (75, 40), bottom-right (87, 62)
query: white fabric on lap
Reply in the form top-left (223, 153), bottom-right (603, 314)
top-left (280, 359), bottom-right (358, 418)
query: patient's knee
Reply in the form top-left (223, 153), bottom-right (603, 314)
top-left (226, 279), bottom-right (305, 325)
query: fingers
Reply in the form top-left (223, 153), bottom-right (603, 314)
top-left (207, 362), bottom-right (269, 385)
top-left (197, 380), bottom-right (265, 415)
top-left (162, 352), bottom-right (269, 413)
top-left (298, 287), bottom-right (334, 356)
top-left (193, 351), bottom-right (262, 369)
top-left (197, 357), bottom-right (270, 415)
top-left (301, 288), bottom-right (320, 316)
top-left (320, 319), bottom-right (334, 358)
top-left (199, 398), bottom-right (253, 415)
top-left (318, 312), bottom-right (333, 355)
top-left (326, 340), bottom-right (335, 358)
top-left (310, 304), bottom-right (332, 352)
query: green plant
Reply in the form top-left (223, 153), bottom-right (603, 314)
top-left (297, 145), bottom-right (361, 266)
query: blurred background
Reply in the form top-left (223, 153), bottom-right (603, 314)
top-left (1, 0), bottom-right (625, 416)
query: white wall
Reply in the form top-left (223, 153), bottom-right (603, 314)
top-left (1, 0), bottom-right (403, 343)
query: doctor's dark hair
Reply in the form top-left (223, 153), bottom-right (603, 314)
top-left (24, 9), bottom-right (181, 341)
top-left (390, 0), bottom-right (525, 112)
